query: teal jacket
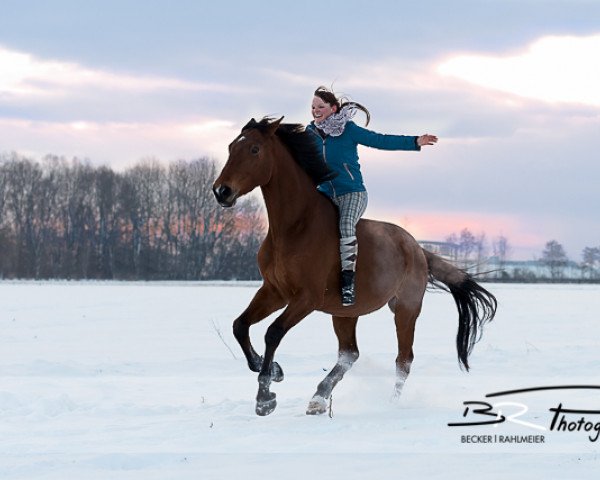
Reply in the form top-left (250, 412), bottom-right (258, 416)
top-left (306, 121), bottom-right (420, 198)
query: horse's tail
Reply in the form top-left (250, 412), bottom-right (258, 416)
top-left (423, 249), bottom-right (497, 371)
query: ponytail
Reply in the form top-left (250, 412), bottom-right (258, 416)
top-left (314, 86), bottom-right (371, 126)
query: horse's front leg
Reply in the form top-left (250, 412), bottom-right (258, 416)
top-left (233, 284), bottom-right (286, 381)
top-left (256, 298), bottom-right (316, 416)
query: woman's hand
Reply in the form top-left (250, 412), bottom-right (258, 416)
top-left (417, 134), bottom-right (438, 147)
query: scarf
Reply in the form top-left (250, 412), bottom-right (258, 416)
top-left (315, 104), bottom-right (357, 137)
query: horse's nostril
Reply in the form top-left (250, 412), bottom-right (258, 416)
top-left (220, 185), bottom-right (232, 198)
top-left (213, 184), bottom-right (235, 206)
top-left (214, 185), bottom-right (232, 200)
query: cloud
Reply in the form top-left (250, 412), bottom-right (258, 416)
top-left (2, 33), bottom-right (598, 261)
top-left (0, 45), bottom-right (237, 100)
top-left (437, 34), bottom-right (600, 106)
top-left (0, 117), bottom-right (238, 168)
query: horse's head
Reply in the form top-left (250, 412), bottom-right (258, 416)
top-left (213, 117), bottom-right (283, 208)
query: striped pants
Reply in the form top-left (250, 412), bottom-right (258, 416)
top-left (332, 191), bottom-right (368, 271)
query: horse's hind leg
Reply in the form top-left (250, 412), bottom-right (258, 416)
top-left (307, 316), bottom-right (359, 415)
top-left (233, 283), bottom-right (286, 381)
top-left (392, 297), bottom-right (422, 398)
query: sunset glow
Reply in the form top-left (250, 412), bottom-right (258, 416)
top-left (367, 208), bottom-right (545, 259)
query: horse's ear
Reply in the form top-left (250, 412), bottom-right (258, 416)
top-left (265, 116), bottom-right (284, 137)
top-left (242, 118), bottom-right (258, 131)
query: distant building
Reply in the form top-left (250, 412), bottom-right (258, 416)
top-left (484, 257), bottom-right (583, 281)
top-left (418, 240), bottom-right (459, 261)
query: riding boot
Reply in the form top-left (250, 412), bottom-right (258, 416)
top-left (339, 236), bottom-right (358, 306)
top-left (340, 269), bottom-right (356, 307)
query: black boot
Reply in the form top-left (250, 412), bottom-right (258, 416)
top-left (340, 270), bottom-right (356, 306)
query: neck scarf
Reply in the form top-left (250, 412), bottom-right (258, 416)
top-left (315, 104), bottom-right (357, 137)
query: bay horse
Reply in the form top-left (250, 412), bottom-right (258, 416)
top-left (213, 117), bottom-right (497, 416)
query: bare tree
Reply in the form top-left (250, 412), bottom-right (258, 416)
top-left (492, 235), bottom-right (511, 279)
top-left (458, 228), bottom-right (476, 267)
top-left (123, 159), bottom-right (168, 278)
top-left (541, 240), bottom-right (569, 280)
top-left (94, 166), bottom-right (121, 278)
top-left (581, 246), bottom-right (600, 280)
top-left (0, 158), bottom-right (12, 276)
top-left (474, 232), bottom-right (487, 274)
top-left (0, 158), bottom-right (6, 221)
top-left (3, 155), bottom-right (44, 276)
top-left (445, 228), bottom-right (487, 271)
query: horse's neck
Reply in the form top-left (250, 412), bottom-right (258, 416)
top-left (260, 147), bottom-right (330, 240)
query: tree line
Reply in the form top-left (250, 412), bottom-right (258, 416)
top-left (443, 228), bottom-right (600, 282)
top-left (1, 154), bottom-right (597, 283)
top-left (0, 153), bottom-right (264, 280)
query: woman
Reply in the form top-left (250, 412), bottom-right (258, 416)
top-left (307, 86), bottom-right (438, 306)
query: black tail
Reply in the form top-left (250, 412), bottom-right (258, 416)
top-left (423, 249), bottom-right (497, 371)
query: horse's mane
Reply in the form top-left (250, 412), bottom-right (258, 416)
top-left (242, 118), bottom-right (337, 185)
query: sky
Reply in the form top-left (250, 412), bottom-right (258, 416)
top-left (1, 0), bottom-right (599, 260)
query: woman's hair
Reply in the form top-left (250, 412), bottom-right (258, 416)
top-left (313, 86), bottom-right (371, 126)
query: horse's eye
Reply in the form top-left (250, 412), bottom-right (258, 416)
top-left (251, 145), bottom-right (260, 155)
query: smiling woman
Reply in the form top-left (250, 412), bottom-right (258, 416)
top-left (437, 34), bottom-right (600, 106)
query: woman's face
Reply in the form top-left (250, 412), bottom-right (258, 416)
top-left (311, 96), bottom-right (337, 124)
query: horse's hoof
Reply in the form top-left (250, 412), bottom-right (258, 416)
top-left (256, 393), bottom-right (277, 416)
top-left (393, 379), bottom-right (406, 400)
top-left (271, 361), bottom-right (284, 383)
top-left (306, 395), bottom-right (327, 415)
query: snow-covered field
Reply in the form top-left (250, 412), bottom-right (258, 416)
top-left (1, 281), bottom-right (599, 479)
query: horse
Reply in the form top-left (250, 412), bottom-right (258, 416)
top-left (213, 117), bottom-right (497, 416)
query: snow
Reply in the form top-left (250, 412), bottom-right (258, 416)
top-left (1, 281), bottom-right (599, 479)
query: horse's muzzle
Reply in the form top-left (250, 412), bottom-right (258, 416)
top-left (213, 184), bottom-right (238, 208)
